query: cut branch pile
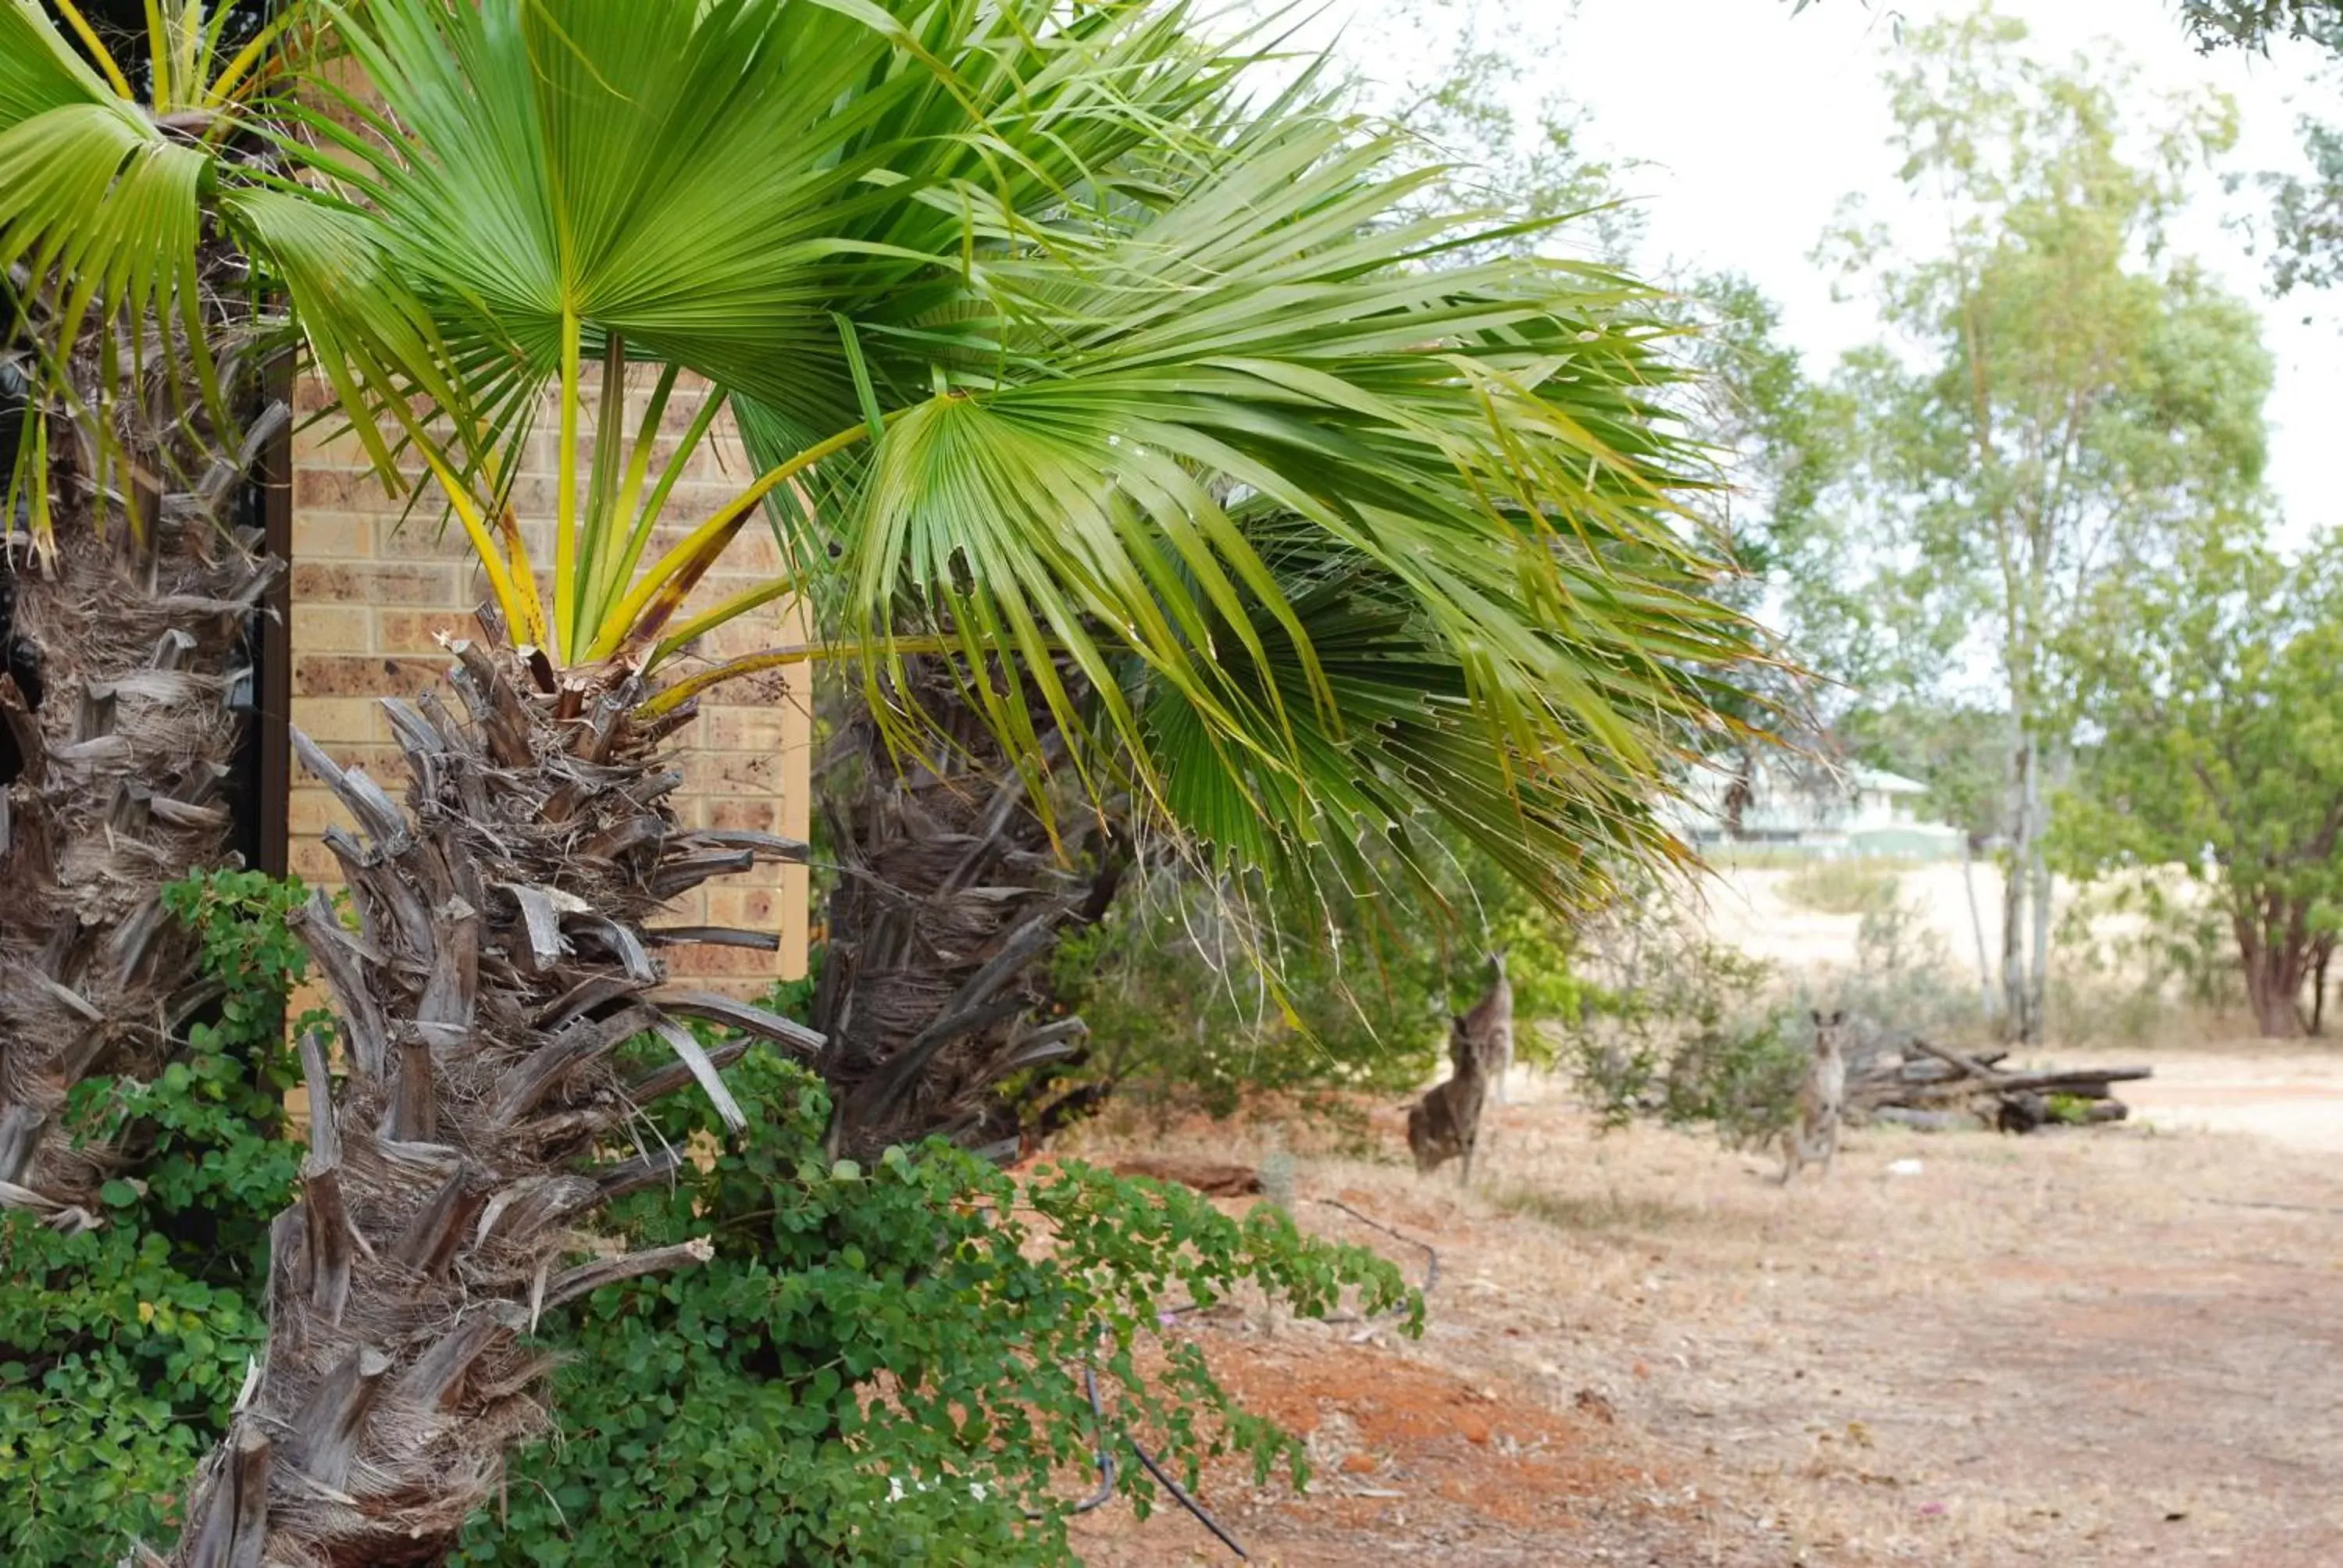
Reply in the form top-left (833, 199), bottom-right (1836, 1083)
top-left (1848, 1038), bottom-right (2152, 1134)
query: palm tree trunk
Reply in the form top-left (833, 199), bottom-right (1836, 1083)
top-left (0, 340), bottom-right (284, 1230)
top-left (813, 659), bottom-right (1107, 1161)
top-left (162, 638), bottom-right (818, 1566)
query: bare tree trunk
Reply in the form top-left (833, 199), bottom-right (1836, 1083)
top-left (0, 308), bottom-right (284, 1228)
top-left (2026, 829), bottom-right (2052, 1046)
top-left (812, 659), bottom-right (1106, 1162)
top-left (1960, 832), bottom-right (1999, 1025)
top-left (1999, 729), bottom-right (2029, 1043)
top-left (2234, 904), bottom-right (2310, 1040)
top-left (162, 637), bottom-right (818, 1566)
top-left (1722, 745), bottom-right (1755, 840)
top-left (2313, 938), bottom-right (2332, 1038)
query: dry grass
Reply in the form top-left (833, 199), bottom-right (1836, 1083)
top-left (1775, 861), bottom-right (1906, 918)
top-left (1061, 1059), bottom-right (2343, 1566)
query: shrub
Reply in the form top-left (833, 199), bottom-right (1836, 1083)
top-left (1829, 900), bottom-right (1987, 1043)
top-left (457, 1046), bottom-right (1418, 1566)
top-left (1047, 844), bottom-right (1582, 1121)
top-left (5, 880), bottom-right (1412, 1568)
top-left (1559, 896), bottom-right (1805, 1147)
top-left (0, 871), bottom-right (320, 1563)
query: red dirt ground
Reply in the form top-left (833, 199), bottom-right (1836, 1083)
top-left (1057, 1060), bottom-right (2343, 1566)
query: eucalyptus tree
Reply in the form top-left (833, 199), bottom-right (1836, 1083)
top-left (4, 0), bottom-right (1762, 1559)
top-left (2056, 521), bottom-right (2343, 1038)
top-left (1811, 7), bottom-right (2271, 1042)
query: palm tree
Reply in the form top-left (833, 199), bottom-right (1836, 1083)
top-left (0, 2), bottom-right (295, 1232)
top-left (7, 0), bottom-right (1760, 1558)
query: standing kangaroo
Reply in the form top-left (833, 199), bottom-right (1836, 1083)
top-left (1778, 1009), bottom-right (1849, 1185)
top-left (1467, 948), bottom-right (1514, 1106)
top-left (1407, 953), bottom-right (1510, 1183)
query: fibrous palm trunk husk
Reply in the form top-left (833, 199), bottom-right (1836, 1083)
top-left (0, 337), bottom-right (284, 1228)
top-left (814, 659), bottom-right (1114, 1161)
top-left (163, 634), bottom-right (818, 1567)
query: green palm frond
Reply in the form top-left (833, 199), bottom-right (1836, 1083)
top-left (244, 0), bottom-right (1764, 904)
top-left (0, 0), bottom-right (337, 557)
top-left (1137, 503), bottom-right (1746, 916)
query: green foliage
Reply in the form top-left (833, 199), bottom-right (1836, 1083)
top-left (2188, 2), bottom-right (2343, 296)
top-left (1346, 0), bottom-right (1645, 263)
top-left (457, 1052), bottom-right (1416, 1567)
top-left (2177, 2), bottom-right (2343, 51)
top-left (1777, 860), bottom-right (1904, 917)
top-left (2052, 522), bottom-right (2343, 1032)
top-left (1048, 842), bottom-right (1581, 1119)
top-left (1804, 5), bottom-right (2274, 1035)
top-left (2056, 870), bottom-right (2242, 1014)
top-left (1837, 700), bottom-right (2004, 841)
top-left (2045, 1093), bottom-right (2097, 1126)
top-left (1814, 6), bottom-right (2269, 708)
top-left (1560, 898), bottom-right (1803, 1146)
top-left (0, 871), bottom-right (316, 1564)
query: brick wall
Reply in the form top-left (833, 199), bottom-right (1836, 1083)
top-left (286, 373), bottom-right (811, 993)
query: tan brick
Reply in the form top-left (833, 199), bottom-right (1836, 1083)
top-left (705, 885), bottom-right (783, 930)
top-left (287, 789), bottom-right (346, 839)
top-left (294, 560), bottom-right (459, 606)
top-left (705, 797), bottom-right (783, 833)
top-left (294, 654), bottom-right (451, 699)
top-left (373, 517), bottom-right (479, 564)
top-left (690, 752), bottom-right (788, 794)
top-left (288, 839), bottom-right (341, 882)
top-left (291, 510), bottom-right (375, 559)
top-left (697, 709), bottom-right (794, 752)
top-left (663, 942), bottom-right (783, 982)
top-left (291, 697), bottom-right (390, 746)
top-left (293, 466), bottom-right (376, 510)
top-left (376, 610), bottom-right (478, 654)
top-left (291, 603), bottom-right (372, 654)
top-left (291, 423), bottom-right (380, 470)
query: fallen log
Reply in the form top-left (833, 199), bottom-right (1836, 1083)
top-left (1109, 1156), bottom-right (1262, 1197)
top-left (1849, 1037), bottom-right (2150, 1135)
top-left (1869, 1107), bottom-right (1971, 1133)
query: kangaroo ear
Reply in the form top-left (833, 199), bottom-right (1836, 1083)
top-left (1810, 1008), bottom-right (1824, 1026)
top-left (1830, 1010), bottom-right (1846, 1027)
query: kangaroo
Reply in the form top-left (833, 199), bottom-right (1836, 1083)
top-left (1463, 948), bottom-right (1514, 1106)
top-left (1778, 1009), bottom-right (1849, 1185)
top-left (1407, 954), bottom-right (1510, 1183)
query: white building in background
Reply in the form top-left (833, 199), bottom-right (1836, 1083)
top-left (1671, 756), bottom-right (1967, 861)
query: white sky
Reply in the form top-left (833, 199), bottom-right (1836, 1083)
top-left (1311, 0), bottom-right (2343, 536)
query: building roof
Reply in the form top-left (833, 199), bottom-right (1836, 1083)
top-left (1847, 765), bottom-right (1929, 795)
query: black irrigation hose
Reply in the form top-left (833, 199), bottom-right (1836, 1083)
top-left (1064, 1361), bottom-right (1117, 1516)
top-left (1038, 1338), bottom-right (1246, 1562)
top-left (1018, 1199), bottom-right (1438, 1559)
top-left (1130, 1436), bottom-right (1250, 1560)
top-left (1031, 1360), bottom-right (1249, 1560)
top-left (1313, 1196), bottom-right (1440, 1316)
